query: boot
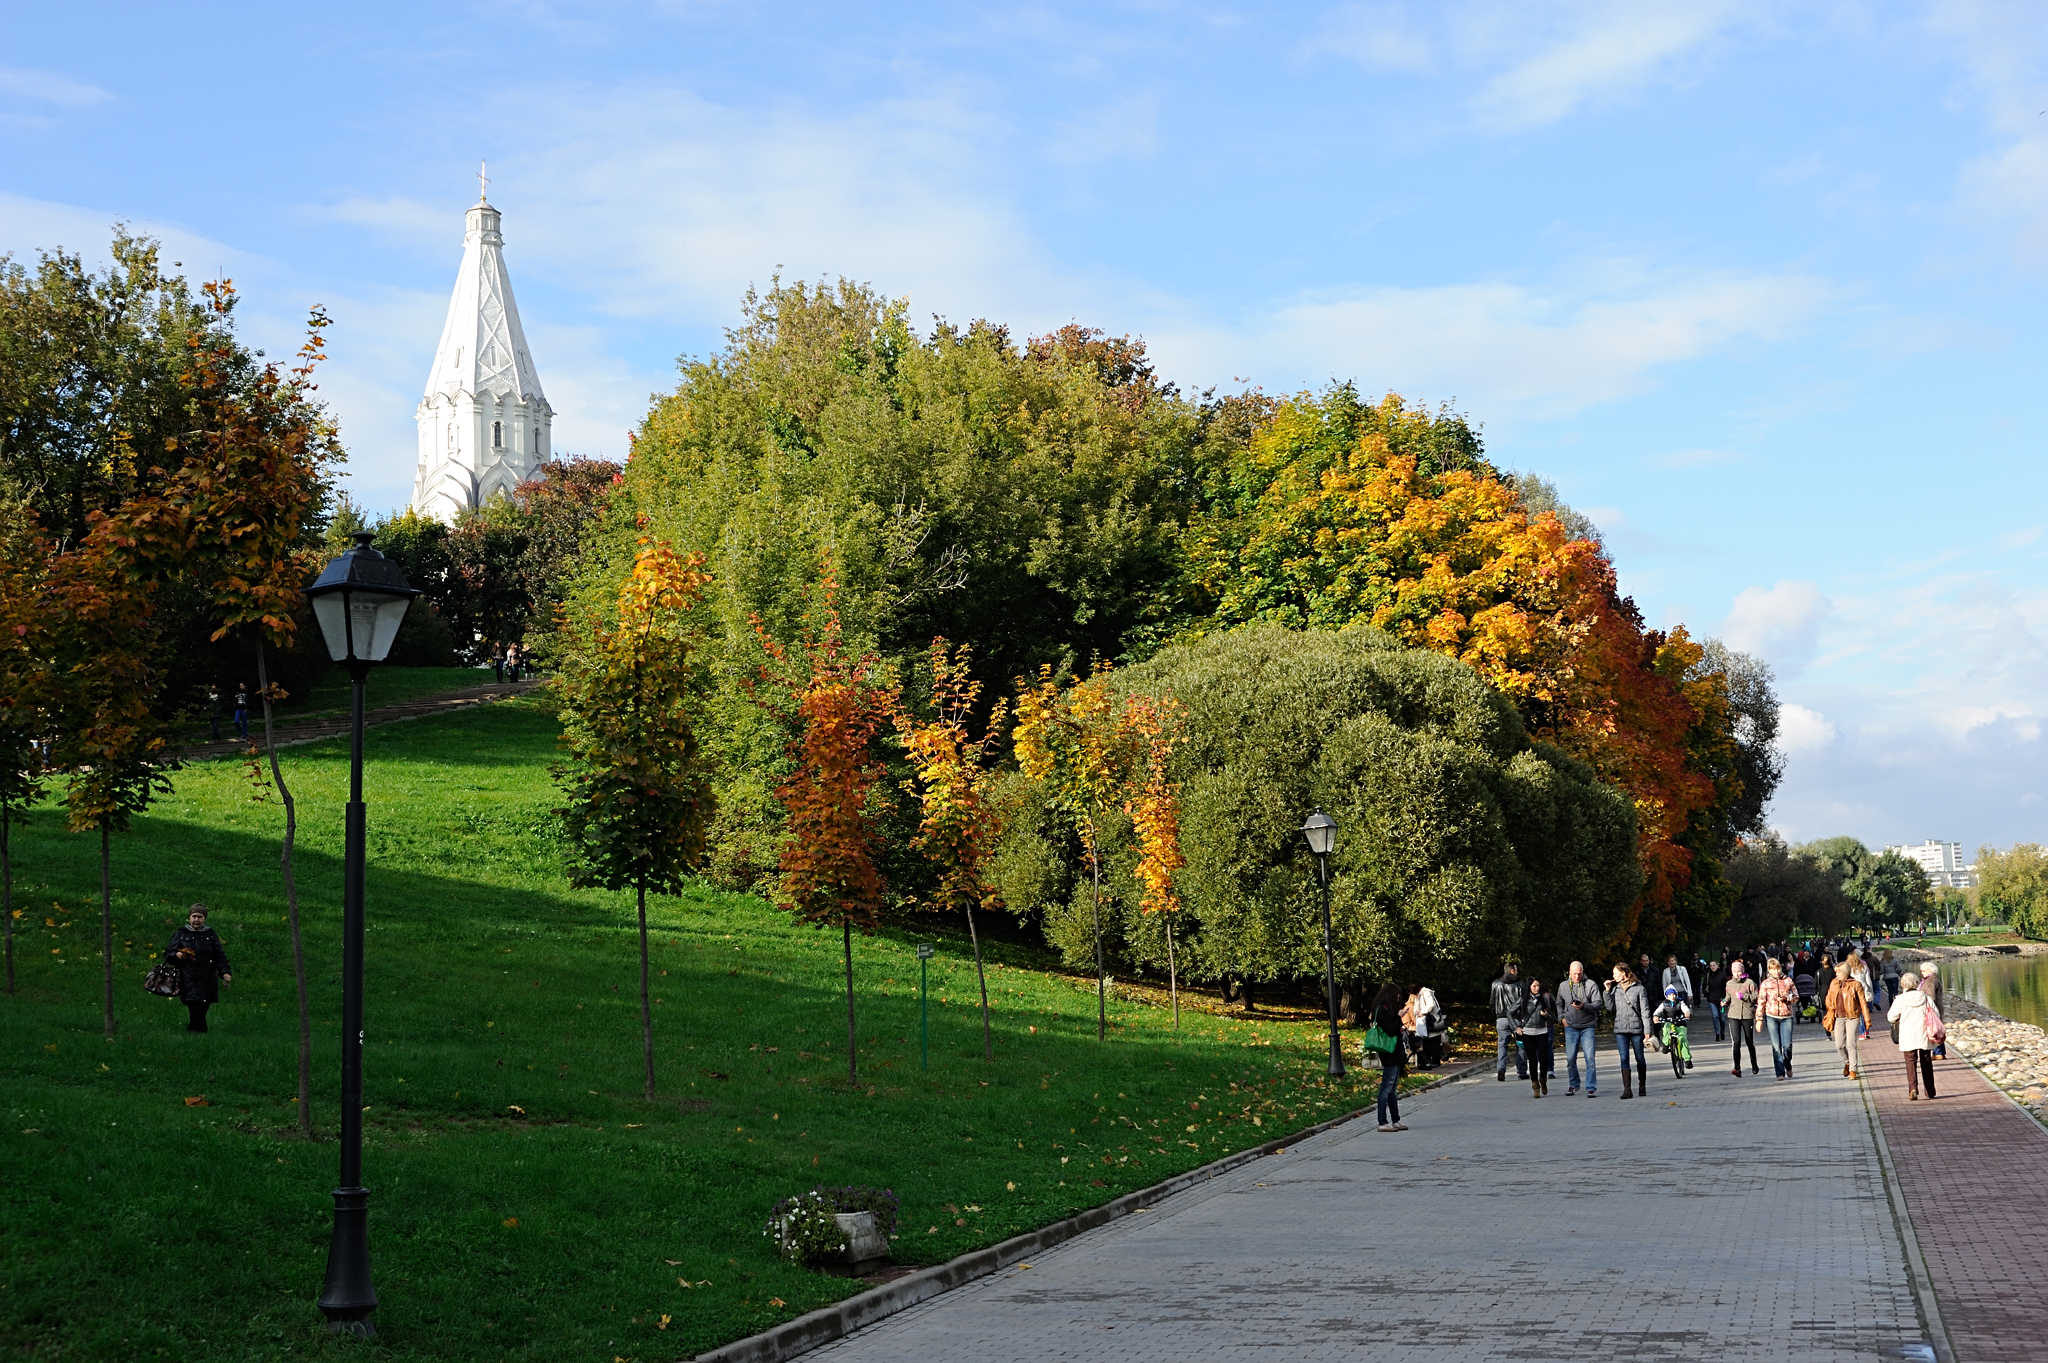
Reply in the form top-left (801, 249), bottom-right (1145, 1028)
top-left (1620, 1073), bottom-right (1633, 1100)
top-left (1532, 1076), bottom-right (1542, 1098)
top-left (1637, 1062), bottom-right (1648, 1096)
top-left (1540, 1073), bottom-right (1549, 1096)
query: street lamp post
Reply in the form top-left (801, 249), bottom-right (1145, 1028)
top-left (306, 532), bottom-right (418, 1338)
top-left (1300, 808), bottom-right (1344, 1079)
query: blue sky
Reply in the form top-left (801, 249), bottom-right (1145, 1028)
top-left (4, 2), bottom-right (2046, 854)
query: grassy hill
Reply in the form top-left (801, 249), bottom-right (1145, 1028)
top-left (1, 698), bottom-right (1375, 1361)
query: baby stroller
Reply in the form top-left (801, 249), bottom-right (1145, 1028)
top-left (1794, 973), bottom-right (1821, 1024)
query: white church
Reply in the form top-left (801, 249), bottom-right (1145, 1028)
top-left (409, 178), bottom-right (553, 522)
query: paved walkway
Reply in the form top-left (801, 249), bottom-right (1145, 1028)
top-left (178, 679), bottom-right (539, 761)
top-left (809, 1024), bottom-right (1935, 1362)
top-left (1866, 1024), bottom-right (2048, 1363)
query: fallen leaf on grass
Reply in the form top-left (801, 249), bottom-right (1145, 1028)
top-left (657, 1314), bottom-right (672, 1329)
top-left (767, 1298), bottom-right (785, 1307)
top-left (507, 1105), bottom-right (526, 1116)
top-left (184, 1096), bottom-right (208, 1107)
top-left (503, 1217), bottom-right (518, 1228)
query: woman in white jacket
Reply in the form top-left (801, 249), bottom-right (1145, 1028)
top-left (1887, 972), bottom-right (1938, 1101)
top-left (1412, 985), bottom-right (1444, 1069)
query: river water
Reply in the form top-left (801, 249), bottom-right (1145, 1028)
top-left (1936, 952), bottom-right (2048, 1032)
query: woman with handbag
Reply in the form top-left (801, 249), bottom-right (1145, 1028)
top-left (1888, 971), bottom-right (1940, 1100)
top-left (1513, 978), bottom-right (1558, 1098)
top-left (1756, 957), bottom-right (1798, 1080)
top-left (1368, 983), bottom-right (1409, 1132)
top-left (164, 904), bottom-right (232, 1032)
top-left (1412, 983), bottom-right (1444, 1069)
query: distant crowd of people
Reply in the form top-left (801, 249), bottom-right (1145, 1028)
top-left (1370, 937), bottom-right (1954, 1132)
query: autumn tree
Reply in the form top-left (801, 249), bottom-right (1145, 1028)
top-left (554, 537), bottom-right (717, 1100)
top-left (0, 511), bottom-right (48, 995)
top-left (897, 639), bottom-right (1007, 1060)
top-left (1013, 663), bottom-right (1144, 1041)
top-left (1119, 692), bottom-right (1187, 1027)
top-left (754, 579), bottom-right (898, 1085)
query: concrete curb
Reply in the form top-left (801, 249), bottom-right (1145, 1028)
top-left (687, 1057), bottom-right (1490, 1363)
top-left (1860, 1079), bottom-right (1958, 1363)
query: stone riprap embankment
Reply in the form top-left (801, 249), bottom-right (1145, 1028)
top-left (1939, 993), bottom-right (2048, 1123)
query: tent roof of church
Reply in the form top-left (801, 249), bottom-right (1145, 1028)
top-left (422, 197), bottom-right (549, 411)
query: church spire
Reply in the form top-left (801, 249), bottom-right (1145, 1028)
top-left (409, 181), bottom-right (553, 523)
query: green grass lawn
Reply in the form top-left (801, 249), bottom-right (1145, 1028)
top-left (287, 666), bottom-right (498, 719)
top-left (1, 699), bottom-right (1378, 1362)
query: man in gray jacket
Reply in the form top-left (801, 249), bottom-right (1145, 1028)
top-left (1492, 962), bottom-right (1526, 1082)
top-left (1556, 961), bottom-right (1604, 1097)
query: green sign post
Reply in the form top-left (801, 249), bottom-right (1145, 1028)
top-left (917, 944), bottom-right (935, 1070)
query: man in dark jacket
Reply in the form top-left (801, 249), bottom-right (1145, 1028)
top-left (166, 904), bottom-right (232, 1032)
top-left (1491, 962), bottom-right (1525, 1082)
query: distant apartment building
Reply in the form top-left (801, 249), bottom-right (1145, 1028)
top-left (1884, 840), bottom-right (1978, 889)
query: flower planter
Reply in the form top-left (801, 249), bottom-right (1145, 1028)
top-left (777, 1209), bottom-right (889, 1276)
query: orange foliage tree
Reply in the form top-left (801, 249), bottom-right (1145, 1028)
top-left (1119, 693), bottom-right (1187, 1027)
top-left (555, 536), bottom-right (717, 1100)
top-left (897, 639), bottom-right (1007, 1061)
top-left (1183, 385), bottom-right (1738, 951)
top-left (753, 578), bottom-right (899, 1086)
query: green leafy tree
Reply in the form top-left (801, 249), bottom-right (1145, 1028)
top-left (1714, 838), bottom-right (1852, 951)
top-left (1977, 843), bottom-right (2048, 938)
top-left (554, 537), bottom-right (718, 1099)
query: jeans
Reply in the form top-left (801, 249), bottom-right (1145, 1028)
top-left (234, 708), bottom-right (249, 739)
top-left (1496, 1018), bottom-right (1525, 1077)
top-left (1377, 1057), bottom-right (1402, 1124)
top-left (1615, 1032), bottom-right (1646, 1089)
top-left (1564, 1025), bottom-right (1598, 1091)
top-left (1763, 1015), bottom-right (1794, 1075)
top-left (1832, 1017), bottom-right (1862, 1073)
top-left (1904, 1047), bottom-right (1936, 1098)
top-left (1706, 1000), bottom-right (1725, 1040)
top-left (1731, 1022), bottom-right (1757, 1072)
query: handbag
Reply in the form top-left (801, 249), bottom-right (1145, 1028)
top-left (143, 962), bottom-right (181, 998)
top-left (1926, 1010), bottom-right (1947, 1048)
top-left (1362, 1022), bottom-right (1398, 1054)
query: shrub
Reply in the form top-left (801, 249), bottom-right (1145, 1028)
top-left (763, 1185), bottom-right (899, 1267)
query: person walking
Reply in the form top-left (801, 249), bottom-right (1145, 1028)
top-left (232, 681), bottom-right (250, 741)
top-left (1880, 951), bottom-right (1902, 1011)
top-left (1412, 982), bottom-right (1444, 1069)
top-left (164, 904), bottom-right (232, 1032)
top-left (1824, 961), bottom-right (1871, 1080)
top-left (1512, 978), bottom-right (1558, 1097)
top-left (491, 643), bottom-right (506, 683)
top-left (1492, 961), bottom-right (1526, 1083)
top-left (1757, 957), bottom-right (1798, 1079)
top-left (1557, 961), bottom-right (1604, 1097)
top-left (1609, 964), bottom-right (1653, 1099)
top-left (1724, 961), bottom-right (1760, 1075)
top-left (207, 684), bottom-right (223, 742)
top-left (1704, 958), bottom-right (1730, 1042)
top-left (1661, 953), bottom-right (1694, 1006)
top-left (1888, 972), bottom-right (1939, 1100)
top-left (1370, 983), bottom-right (1409, 1131)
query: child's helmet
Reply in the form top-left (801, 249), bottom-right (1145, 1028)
top-left (1664, 986), bottom-right (1680, 999)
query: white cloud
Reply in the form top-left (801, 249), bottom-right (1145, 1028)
top-left (0, 67), bottom-right (114, 107)
top-left (1720, 579), bottom-right (1834, 671)
top-left (1778, 703), bottom-right (1836, 754)
top-left (1930, 0), bottom-right (2048, 262)
top-left (1167, 268), bottom-right (1828, 416)
top-left (1310, 4), bottom-right (1437, 72)
top-left (1471, 1), bottom-right (1738, 130)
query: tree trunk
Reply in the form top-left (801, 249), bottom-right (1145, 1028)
top-left (1166, 914), bottom-right (1178, 1031)
top-left (258, 643), bottom-right (313, 1137)
top-left (100, 820), bottom-right (114, 1038)
top-left (966, 897), bottom-right (992, 1062)
top-left (1087, 815), bottom-right (1106, 1042)
top-left (638, 877), bottom-right (655, 1100)
top-left (3, 810), bottom-right (14, 996)
top-left (843, 918), bottom-right (857, 1086)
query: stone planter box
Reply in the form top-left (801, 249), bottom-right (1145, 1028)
top-left (777, 1209), bottom-right (889, 1277)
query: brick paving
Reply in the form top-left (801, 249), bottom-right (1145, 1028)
top-left (1866, 1025), bottom-right (2048, 1363)
top-left (178, 679), bottom-right (538, 762)
top-left (808, 1022), bottom-right (1933, 1362)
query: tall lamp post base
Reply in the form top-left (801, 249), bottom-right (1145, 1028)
top-left (317, 1183), bottom-right (377, 1337)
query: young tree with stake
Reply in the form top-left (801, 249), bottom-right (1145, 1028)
top-left (554, 537), bottom-right (716, 1100)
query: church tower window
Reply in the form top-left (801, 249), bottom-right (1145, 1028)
top-left (492, 420), bottom-right (504, 448)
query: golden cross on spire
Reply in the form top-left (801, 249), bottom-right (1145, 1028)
top-left (478, 159), bottom-right (490, 203)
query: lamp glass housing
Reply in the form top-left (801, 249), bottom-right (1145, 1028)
top-left (1301, 809), bottom-right (1337, 858)
top-left (312, 591), bottom-right (413, 664)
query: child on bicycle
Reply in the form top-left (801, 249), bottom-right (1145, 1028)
top-left (1654, 986), bottom-right (1694, 1078)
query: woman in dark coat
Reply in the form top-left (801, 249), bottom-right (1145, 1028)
top-left (166, 904), bottom-right (231, 1032)
top-left (1371, 983), bottom-right (1409, 1132)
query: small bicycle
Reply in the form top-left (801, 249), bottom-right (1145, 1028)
top-left (1658, 1018), bottom-right (1692, 1078)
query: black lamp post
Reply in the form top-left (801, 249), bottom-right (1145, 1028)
top-left (306, 532), bottom-right (418, 1338)
top-left (1300, 808), bottom-right (1344, 1079)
